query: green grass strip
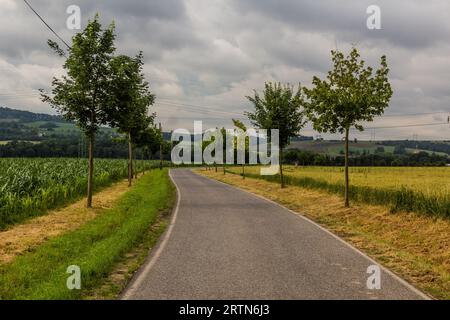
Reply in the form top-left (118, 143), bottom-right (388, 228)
top-left (0, 168), bottom-right (175, 300)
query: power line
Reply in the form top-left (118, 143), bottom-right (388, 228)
top-left (355, 122), bottom-right (449, 130)
top-left (1, 89), bottom-right (448, 119)
top-left (381, 111), bottom-right (449, 118)
top-left (2, 99), bottom-right (448, 129)
top-left (22, 0), bottom-right (71, 50)
top-left (156, 115), bottom-right (247, 121)
top-left (139, 102), bottom-right (450, 127)
top-left (143, 97), bottom-right (450, 120)
top-left (1, 92), bottom-right (448, 124)
top-left (155, 113), bottom-right (449, 129)
top-left (155, 101), bottom-right (246, 117)
top-left (1, 90), bottom-right (448, 129)
top-left (157, 98), bottom-right (247, 115)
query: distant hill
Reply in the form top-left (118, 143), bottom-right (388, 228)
top-left (0, 107), bottom-right (171, 143)
top-left (287, 140), bottom-right (450, 157)
top-left (0, 107), bottom-right (79, 141)
top-left (0, 108), bottom-right (144, 158)
top-left (0, 107), bottom-right (65, 123)
top-left (1, 107), bottom-right (448, 158)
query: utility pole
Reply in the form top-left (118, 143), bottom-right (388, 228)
top-left (159, 123), bottom-right (163, 170)
top-left (222, 128), bottom-right (226, 175)
top-left (78, 134), bottom-right (81, 158)
top-left (214, 127), bottom-right (218, 173)
top-left (370, 129), bottom-right (376, 142)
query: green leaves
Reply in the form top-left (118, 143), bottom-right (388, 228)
top-left (303, 47), bottom-right (393, 134)
top-left (41, 14), bottom-right (157, 159)
top-left (47, 40), bottom-right (66, 57)
top-left (302, 47), bottom-right (393, 206)
top-left (246, 82), bottom-right (307, 149)
top-left (107, 53), bottom-right (155, 136)
top-left (134, 124), bottom-right (161, 154)
top-left (41, 15), bottom-right (117, 138)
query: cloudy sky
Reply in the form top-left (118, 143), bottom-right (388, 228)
top-left (1, 0), bottom-right (449, 140)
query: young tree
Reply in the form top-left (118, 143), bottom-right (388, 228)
top-left (202, 138), bottom-right (212, 171)
top-left (41, 15), bottom-right (116, 207)
top-left (107, 53), bottom-right (155, 186)
top-left (220, 127), bottom-right (227, 174)
top-left (161, 140), bottom-right (172, 163)
top-left (246, 82), bottom-right (306, 188)
top-left (232, 119), bottom-right (248, 179)
top-left (303, 48), bottom-right (393, 206)
top-left (158, 123), bottom-right (163, 170)
top-left (134, 122), bottom-right (161, 175)
top-left (148, 125), bottom-right (163, 160)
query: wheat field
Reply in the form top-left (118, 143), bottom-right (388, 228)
top-left (226, 165), bottom-right (450, 217)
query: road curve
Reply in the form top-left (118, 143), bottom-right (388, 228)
top-left (121, 169), bottom-right (428, 300)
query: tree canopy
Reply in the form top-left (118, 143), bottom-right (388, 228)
top-left (41, 14), bottom-right (116, 139)
top-left (303, 48), bottom-right (392, 135)
top-left (106, 52), bottom-right (155, 136)
top-left (246, 82), bottom-right (306, 149)
top-left (303, 47), bottom-right (393, 206)
top-left (246, 82), bottom-right (307, 187)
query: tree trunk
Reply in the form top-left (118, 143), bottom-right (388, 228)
top-left (87, 135), bottom-right (94, 208)
top-left (133, 147), bottom-right (137, 179)
top-left (344, 128), bottom-right (350, 207)
top-left (215, 162), bottom-right (217, 172)
top-left (242, 163), bottom-right (245, 179)
top-left (159, 123), bottom-right (163, 170)
top-left (159, 146), bottom-right (163, 170)
top-left (128, 132), bottom-right (132, 187)
top-left (141, 149), bottom-right (144, 176)
top-left (279, 146), bottom-right (285, 188)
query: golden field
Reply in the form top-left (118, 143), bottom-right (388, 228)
top-left (231, 165), bottom-right (450, 196)
top-left (225, 165), bottom-right (450, 217)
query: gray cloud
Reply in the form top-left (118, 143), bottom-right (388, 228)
top-left (233, 0), bottom-right (450, 49)
top-left (0, 0), bottom-right (449, 139)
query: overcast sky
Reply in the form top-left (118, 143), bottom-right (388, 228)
top-left (1, 0), bottom-right (449, 140)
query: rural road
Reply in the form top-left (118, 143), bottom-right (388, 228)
top-left (122, 169), bottom-right (428, 300)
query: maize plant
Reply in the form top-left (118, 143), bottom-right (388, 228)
top-left (0, 158), bottom-right (161, 229)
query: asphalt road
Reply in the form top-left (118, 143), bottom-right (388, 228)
top-left (122, 169), bottom-right (428, 300)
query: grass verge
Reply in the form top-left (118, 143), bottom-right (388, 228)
top-left (0, 179), bottom-right (130, 265)
top-left (0, 168), bottom-right (175, 299)
top-left (197, 169), bottom-right (450, 300)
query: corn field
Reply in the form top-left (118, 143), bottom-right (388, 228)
top-left (0, 158), bottom-right (160, 228)
top-left (226, 165), bottom-right (450, 218)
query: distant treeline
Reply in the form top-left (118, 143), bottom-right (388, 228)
top-left (2, 139), bottom-right (448, 166)
top-left (381, 140), bottom-right (450, 155)
top-left (0, 107), bottom-right (65, 123)
top-left (0, 133), bottom-right (169, 160)
top-left (284, 149), bottom-right (449, 167)
top-left (0, 121), bottom-right (43, 141)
